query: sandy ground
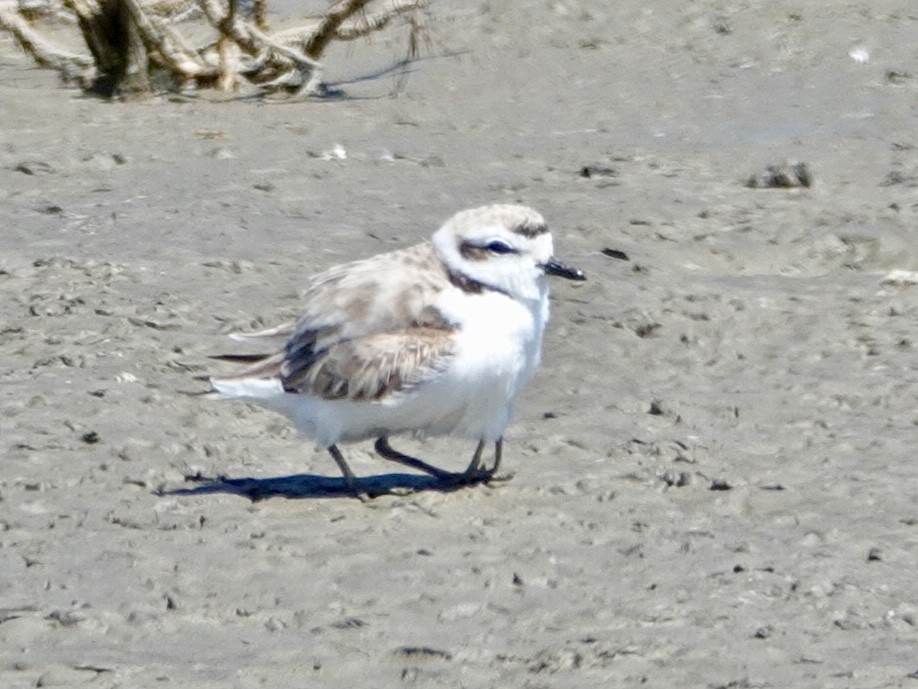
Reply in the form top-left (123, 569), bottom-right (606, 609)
top-left (2, 1), bottom-right (918, 687)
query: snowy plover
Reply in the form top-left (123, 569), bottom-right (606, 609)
top-left (204, 204), bottom-right (585, 497)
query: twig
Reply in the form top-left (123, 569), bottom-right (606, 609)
top-left (122, 0), bottom-right (216, 77)
top-left (1, 0), bottom-right (434, 97)
top-left (0, 1), bottom-right (92, 72)
top-left (335, 0), bottom-right (427, 42)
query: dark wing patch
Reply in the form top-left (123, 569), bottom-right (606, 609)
top-left (280, 325), bottom-right (325, 387)
top-left (207, 243), bottom-right (457, 398)
top-left (281, 326), bottom-right (456, 401)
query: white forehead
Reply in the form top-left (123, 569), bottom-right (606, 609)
top-left (446, 204), bottom-right (544, 234)
top-left (439, 204), bottom-right (554, 254)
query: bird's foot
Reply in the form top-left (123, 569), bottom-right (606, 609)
top-left (443, 468), bottom-right (514, 488)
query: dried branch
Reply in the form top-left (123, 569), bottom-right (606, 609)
top-left (1, 0), bottom-right (434, 98)
top-left (122, 0), bottom-right (214, 77)
top-left (301, 0), bottom-right (373, 59)
top-left (0, 1), bottom-right (92, 72)
top-left (335, 0), bottom-right (426, 42)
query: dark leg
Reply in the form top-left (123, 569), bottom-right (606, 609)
top-left (459, 438), bottom-right (504, 481)
top-left (374, 437), bottom-right (453, 480)
top-left (490, 438), bottom-right (503, 475)
top-left (461, 440), bottom-right (486, 475)
top-left (327, 444), bottom-right (368, 500)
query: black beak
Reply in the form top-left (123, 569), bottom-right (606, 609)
top-left (542, 257), bottom-right (586, 281)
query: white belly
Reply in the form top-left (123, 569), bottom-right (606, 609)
top-left (213, 290), bottom-right (549, 448)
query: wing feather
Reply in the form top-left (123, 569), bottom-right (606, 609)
top-left (284, 327), bottom-right (456, 400)
top-left (209, 242), bottom-right (458, 401)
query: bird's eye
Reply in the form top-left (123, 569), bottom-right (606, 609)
top-left (485, 240), bottom-right (516, 255)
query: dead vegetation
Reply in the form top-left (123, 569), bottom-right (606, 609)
top-left (0, 0), bottom-right (430, 98)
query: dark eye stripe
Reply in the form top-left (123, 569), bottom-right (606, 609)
top-left (459, 241), bottom-right (490, 261)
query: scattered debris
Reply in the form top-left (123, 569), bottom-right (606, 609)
top-left (331, 616), bottom-right (365, 629)
top-left (711, 13), bottom-right (731, 35)
top-left (886, 69), bottom-right (912, 84)
top-left (848, 46), bottom-right (869, 64)
top-left (579, 165), bottom-right (617, 179)
top-left (880, 169), bottom-right (918, 187)
top-left (881, 270), bottom-right (918, 286)
top-left (14, 160), bottom-right (55, 175)
top-left (321, 143), bottom-right (347, 161)
top-left (393, 646), bottom-right (452, 661)
top-left (601, 248), bottom-right (629, 261)
top-left (660, 469), bottom-right (690, 488)
top-left (746, 162), bottom-right (813, 189)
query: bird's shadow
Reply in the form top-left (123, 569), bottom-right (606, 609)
top-left (161, 470), bottom-right (497, 501)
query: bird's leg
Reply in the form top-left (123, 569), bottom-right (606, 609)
top-left (458, 438), bottom-right (507, 484)
top-left (327, 444), bottom-right (368, 501)
top-left (374, 436), bottom-right (453, 480)
top-left (490, 438), bottom-right (503, 475)
top-left (461, 440), bottom-right (486, 476)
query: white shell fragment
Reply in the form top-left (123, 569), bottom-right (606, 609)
top-left (880, 269), bottom-right (918, 286)
top-left (848, 47), bottom-right (870, 64)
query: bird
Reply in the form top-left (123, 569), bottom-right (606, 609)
top-left (203, 204), bottom-right (585, 497)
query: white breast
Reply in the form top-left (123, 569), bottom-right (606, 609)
top-left (426, 285), bottom-right (549, 440)
top-left (213, 285), bottom-right (551, 448)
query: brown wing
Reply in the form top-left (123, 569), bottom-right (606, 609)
top-left (293, 243), bottom-right (449, 340)
top-left (282, 326), bottom-right (456, 401)
top-left (211, 242), bottom-right (457, 400)
top-left (277, 242), bottom-right (455, 390)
